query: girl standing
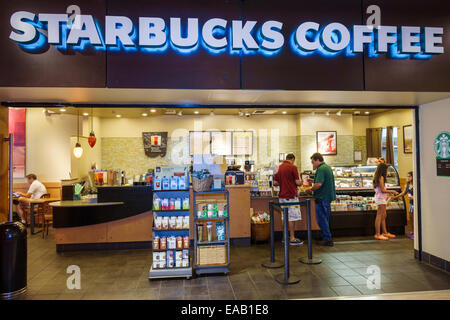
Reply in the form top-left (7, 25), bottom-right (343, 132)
top-left (373, 163), bottom-right (399, 240)
top-left (393, 172), bottom-right (414, 239)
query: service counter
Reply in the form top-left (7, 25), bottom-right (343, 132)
top-left (251, 196), bottom-right (320, 234)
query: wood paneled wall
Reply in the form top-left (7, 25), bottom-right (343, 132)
top-left (0, 106), bottom-right (8, 222)
top-left (13, 181), bottom-right (61, 199)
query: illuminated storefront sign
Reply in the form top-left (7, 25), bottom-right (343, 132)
top-left (9, 11), bottom-right (445, 59)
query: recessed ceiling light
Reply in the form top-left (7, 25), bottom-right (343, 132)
top-left (282, 111), bottom-right (287, 114)
top-left (354, 111), bottom-right (361, 115)
top-left (365, 111), bottom-right (370, 115)
top-left (178, 111), bottom-right (183, 116)
top-left (59, 108), bottom-right (66, 112)
top-left (150, 109), bottom-right (156, 113)
top-left (116, 114), bottom-right (122, 118)
top-left (82, 112), bottom-right (89, 116)
top-left (336, 110), bottom-right (342, 116)
top-left (194, 111), bottom-right (199, 114)
top-left (142, 113), bottom-right (148, 117)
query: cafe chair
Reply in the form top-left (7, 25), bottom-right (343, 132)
top-left (37, 201), bottom-right (53, 239)
top-left (23, 193), bottom-right (51, 226)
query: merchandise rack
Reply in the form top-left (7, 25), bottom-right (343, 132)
top-left (149, 189), bottom-right (192, 280)
top-left (193, 190), bottom-right (230, 275)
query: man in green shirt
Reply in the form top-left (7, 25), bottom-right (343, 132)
top-left (307, 153), bottom-right (336, 246)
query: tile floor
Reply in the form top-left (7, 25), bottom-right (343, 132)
top-left (19, 229), bottom-right (450, 300)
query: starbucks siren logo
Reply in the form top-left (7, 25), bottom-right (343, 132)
top-left (434, 132), bottom-right (450, 159)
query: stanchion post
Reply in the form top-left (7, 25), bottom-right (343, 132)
top-left (299, 199), bottom-right (322, 265)
top-left (262, 202), bottom-right (283, 269)
top-left (275, 206), bottom-right (300, 285)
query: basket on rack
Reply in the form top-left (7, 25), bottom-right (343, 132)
top-left (197, 245), bottom-right (227, 265)
top-left (192, 176), bottom-right (213, 192)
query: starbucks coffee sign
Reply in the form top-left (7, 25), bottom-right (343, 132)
top-left (435, 132), bottom-right (450, 177)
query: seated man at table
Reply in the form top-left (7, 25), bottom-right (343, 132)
top-left (14, 174), bottom-right (47, 224)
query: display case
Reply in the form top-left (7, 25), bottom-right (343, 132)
top-left (330, 165), bottom-right (407, 236)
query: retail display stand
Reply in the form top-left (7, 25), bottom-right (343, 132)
top-left (149, 189), bottom-right (192, 280)
top-left (193, 190), bottom-right (230, 275)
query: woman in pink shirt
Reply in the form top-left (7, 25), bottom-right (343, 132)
top-left (373, 163), bottom-right (398, 240)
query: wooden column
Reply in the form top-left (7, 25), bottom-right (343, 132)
top-left (0, 106), bottom-right (8, 222)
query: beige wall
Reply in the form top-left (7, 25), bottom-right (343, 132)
top-left (369, 109), bottom-right (414, 178)
top-left (418, 98), bottom-right (450, 262)
top-left (23, 108), bottom-right (78, 182)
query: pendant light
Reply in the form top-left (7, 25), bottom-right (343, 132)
top-left (73, 109), bottom-right (83, 159)
top-left (88, 107), bottom-right (97, 148)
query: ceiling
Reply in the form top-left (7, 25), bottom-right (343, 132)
top-left (38, 106), bottom-right (394, 118)
top-left (1, 87), bottom-right (450, 108)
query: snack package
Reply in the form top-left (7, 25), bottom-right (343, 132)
top-left (162, 177), bottom-right (170, 190)
top-left (178, 176), bottom-right (186, 190)
top-left (153, 236), bottom-right (160, 250)
top-left (175, 198), bottom-right (182, 210)
top-left (182, 249), bottom-right (189, 259)
top-left (167, 236), bottom-right (176, 249)
top-left (175, 259), bottom-right (183, 268)
top-left (152, 252), bottom-right (160, 269)
top-left (153, 196), bottom-right (161, 211)
top-left (216, 221), bottom-right (225, 241)
top-left (167, 251), bottom-right (174, 268)
top-left (175, 250), bottom-right (183, 260)
top-left (182, 197), bottom-right (190, 210)
top-left (160, 237), bottom-right (167, 250)
top-left (169, 198), bottom-right (175, 210)
top-left (154, 216), bottom-right (162, 230)
top-left (170, 177), bottom-right (178, 190)
top-left (154, 177), bottom-right (161, 190)
top-left (183, 236), bottom-right (190, 248)
top-left (182, 258), bottom-right (189, 268)
top-left (169, 216), bottom-right (176, 229)
top-left (182, 216), bottom-right (189, 229)
top-left (176, 236), bottom-right (183, 249)
top-left (162, 217), bottom-right (169, 230)
top-left (176, 216), bottom-right (183, 229)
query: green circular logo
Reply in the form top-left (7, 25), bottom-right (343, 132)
top-left (435, 132), bottom-right (450, 159)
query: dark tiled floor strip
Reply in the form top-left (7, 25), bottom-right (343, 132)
top-left (19, 229), bottom-right (450, 300)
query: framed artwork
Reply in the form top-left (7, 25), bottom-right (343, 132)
top-left (403, 125), bottom-right (413, 154)
top-left (316, 131), bottom-right (337, 155)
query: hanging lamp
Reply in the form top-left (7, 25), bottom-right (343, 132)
top-left (88, 107), bottom-right (97, 148)
top-left (73, 109), bottom-right (83, 159)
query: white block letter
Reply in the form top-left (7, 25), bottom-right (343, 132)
top-left (294, 22), bottom-right (320, 51)
top-left (231, 20), bottom-right (258, 50)
top-left (424, 27), bottom-right (444, 54)
top-left (401, 26), bottom-right (420, 53)
top-left (105, 16), bottom-right (134, 46)
top-left (202, 18), bottom-right (227, 49)
top-left (139, 17), bottom-right (166, 47)
top-left (67, 15), bottom-right (102, 45)
top-left (260, 20), bottom-right (284, 51)
top-left (376, 26), bottom-right (397, 52)
top-left (321, 23), bottom-right (350, 52)
top-left (9, 11), bottom-right (37, 43)
top-left (170, 18), bottom-right (198, 48)
top-left (38, 13), bottom-right (68, 44)
top-left (353, 25), bottom-right (374, 52)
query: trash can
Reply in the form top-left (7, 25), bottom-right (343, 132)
top-left (0, 222), bottom-right (27, 299)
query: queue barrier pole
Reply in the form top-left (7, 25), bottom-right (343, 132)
top-left (299, 199), bottom-right (322, 265)
top-left (274, 206), bottom-right (300, 285)
top-left (261, 202), bottom-right (284, 269)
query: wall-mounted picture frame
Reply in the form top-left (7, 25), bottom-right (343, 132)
top-left (403, 125), bottom-right (413, 154)
top-left (316, 131), bottom-right (337, 155)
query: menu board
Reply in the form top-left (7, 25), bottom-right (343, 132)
top-left (211, 131), bottom-right (232, 155)
top-left (189, 131), bottom-right (211, 155)
top-left (233, 131), bottom-right (253, 155)
top-left (143, 132), bottom-right (168, 157)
